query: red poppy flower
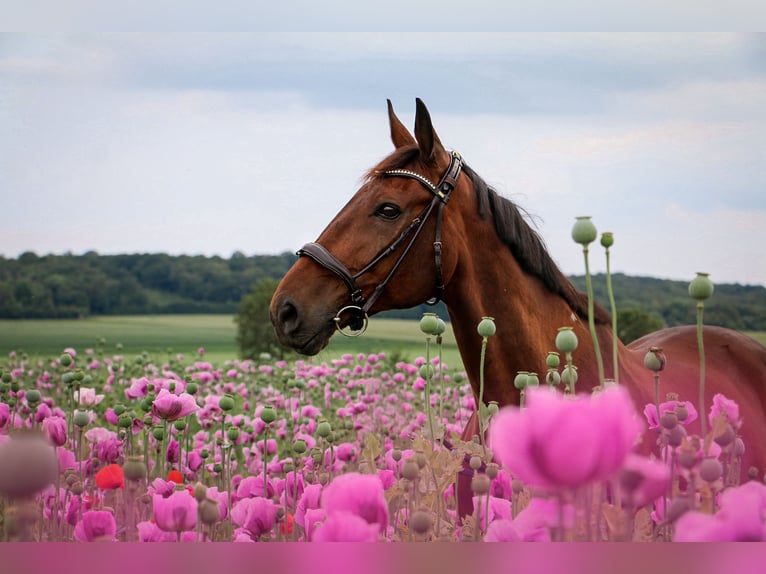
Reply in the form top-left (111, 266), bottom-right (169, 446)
top-left (280, 512), bottom-right (294, 535)
top-left (167, 469), bottom-right (183, 484)
top-left (95, 464), bottom-right (124, 490)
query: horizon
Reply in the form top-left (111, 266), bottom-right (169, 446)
top-left (5, 248), bottom-right (765, 289)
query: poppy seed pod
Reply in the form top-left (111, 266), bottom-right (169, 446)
top-left (477, 317), bottom-right (496, 338)
top-left (546, 352), bottom-right (560, 369)
top-left (571, 216), bottom-right (598, 246)
top-left (73, 410), bottom-right (90, 428)
top-left (316, 420), bottom-right (332, 438)
top-left (419, 313), bottom-right (439, 336)
top-left (402, 458), bottom-right (419, 481)
top-left (409, 509), bottom-right (433, 535)
top-left (699, 457), bottom-right (723, 483)
top-left (643, 347), bottom-right (666, 372)
top-left (123, 456), bottom-right (147, 481)
top-left (514, 372), bottom-right (528, 390)
top-left (600, 232), bottom-right (614, 248)
top-left (0, 431), bottom-right (59, 499)
top-left (471, 474), bottom-right (491, 495)
top-left (219, 394), bottom-right (235, 411)
top-left (689, 272), bottom-right (714, 301)
top-left (260, 406), bottom-right (277, 424)
top-left (555, 327), bottom-right (578, 354)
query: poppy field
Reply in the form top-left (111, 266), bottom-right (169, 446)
top-left (1, 315), bottom-right (764, 544)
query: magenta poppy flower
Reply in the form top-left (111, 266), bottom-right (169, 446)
top-left (231, 497), bottom-right (278, 539)
top-left (321, 472), bottom-right (389, 533)
top-left (42, 415), bottom-right (67, 447)
top-left (152, 490), bottom-right (198, 533)
top-left (151, 389), bottom-right (199, 422)
top-left (74, 510), bottom-right (117, 542)
top-left (295, 483), bottom-right (323, 529)
top-left (311, 511), bottom-right (380, 542)
top-left (489, 386), bottom-right (643, 491)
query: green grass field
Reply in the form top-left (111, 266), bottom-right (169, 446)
top-left (0, 315), bottom-right (465, 370)
top-left (1, 314), bottom-right (763, 372)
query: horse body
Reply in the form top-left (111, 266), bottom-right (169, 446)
top-left (270, 100), bottom-right (766, 500)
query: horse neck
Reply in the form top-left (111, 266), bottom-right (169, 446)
top-left (443, 232), bottom-right (620, 407)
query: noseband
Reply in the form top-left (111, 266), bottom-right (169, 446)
top-left (297, 151), bottom-right (463, 336)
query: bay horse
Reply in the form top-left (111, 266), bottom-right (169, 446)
top-left (270, 99), bottom-right (766, 517)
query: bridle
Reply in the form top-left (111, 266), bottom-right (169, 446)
top-left (297, 151), bottom-right (463, 336)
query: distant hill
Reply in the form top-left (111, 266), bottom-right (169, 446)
top-left (1, 252), bottom-right (765, 330)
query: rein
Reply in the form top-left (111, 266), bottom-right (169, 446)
top-left (297, 151), bottom-right (463, 336)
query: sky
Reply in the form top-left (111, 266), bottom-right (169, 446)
top-left (1, 33), bottom-right (765, 287)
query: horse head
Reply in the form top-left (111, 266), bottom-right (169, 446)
top-left (270, 99), bottom-right (467, 354)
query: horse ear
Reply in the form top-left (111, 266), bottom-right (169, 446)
top-left (414, 98), bottom-right (446, 164)
top-left (387, 99), bottom-right (416, 148)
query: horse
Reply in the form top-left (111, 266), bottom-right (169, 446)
top-left (270, 98), bottom-right (766, 518)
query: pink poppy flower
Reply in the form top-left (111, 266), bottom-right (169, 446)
top-left (0, 403), bottom-right (10, 429)
top-left (708, 393), bottom-right (741, 429)
top-left (231, 497), bottom-right (278, 540)
top-left (74, 510), bottom-right (117, 542)
top-left (321, 472), bottom-right (389, 533)
top-left (311, 511), bottom-right (380, 542)
top-left (472, 495), bottom-right (512, 530)
top-left (674, 481), bottom-right (766, 541)
top-left (618, 454), bottom-right (670, 508)
top-left (295, 484), bottom-right (323, 529)
top-left (137, 520), bottom-right (183, 542)
top-left (74, 387), bottom-right (104, 406)
top-left (643, 400), bottom-right (698, 429)
top-left (489, 386), bottom-right (642, 491)
top-left (152, 490), bottom-right (198, 533)
top-left (235, 475), bottom-right (275, 500)
top-left (205, 486), bottom-right (229, 521)
top-left (151, 389), bottom-right (199, 422)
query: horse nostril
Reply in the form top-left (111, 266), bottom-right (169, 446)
top-left (277, 300), bottom-right (300, 333)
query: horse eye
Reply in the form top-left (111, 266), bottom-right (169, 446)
top-left (375, 203), bottom-right (402, 220)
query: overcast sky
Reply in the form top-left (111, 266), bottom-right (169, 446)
top-left (1, 33), bottom-right (765, 286)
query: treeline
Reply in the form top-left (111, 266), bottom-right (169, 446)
top-left (569, 273), bottom-right (766, 332)
top-left (1, 252), bottom-right (765, 331)
top-left (0, 251), bottom-right (297, 318)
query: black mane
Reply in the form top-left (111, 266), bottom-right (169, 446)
top-left (368, 146), bottom-right (610, 324)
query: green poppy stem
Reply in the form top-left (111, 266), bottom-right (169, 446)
top-left (604, 245), bottom-right (619, 383)
top-left (696, 302), bottom-right (708, 439)
top-left (582, 245), bottom-right (605, 385)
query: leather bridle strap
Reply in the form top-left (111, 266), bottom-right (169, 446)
top-left (297, 151), bottom-right (462, 334)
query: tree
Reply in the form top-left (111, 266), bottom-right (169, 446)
top-left (617, 308), bottom-right (666, 344)
top-left (236, 278), bottom-right (291, 360)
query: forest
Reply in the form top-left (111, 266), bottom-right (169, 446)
top-left (1, 251), bottom-right (765, 331)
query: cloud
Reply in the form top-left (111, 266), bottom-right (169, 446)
top-left (0, 33), bottom-right (764, 286)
